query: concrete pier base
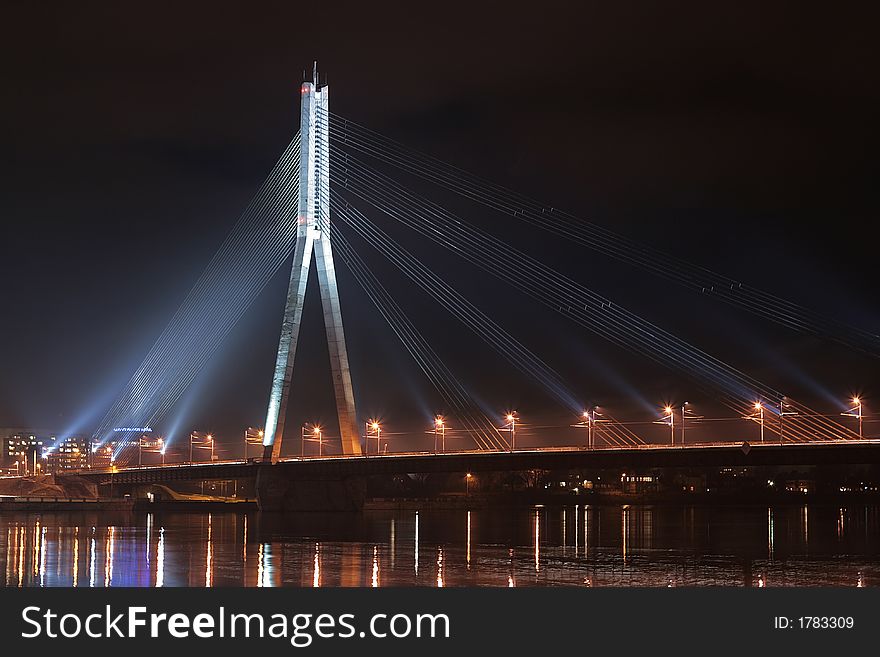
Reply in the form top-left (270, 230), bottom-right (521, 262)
top-left (255, 464), bottom-right (366, 512)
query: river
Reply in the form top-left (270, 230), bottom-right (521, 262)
top-left (2, 504), bottom-right (877, 586)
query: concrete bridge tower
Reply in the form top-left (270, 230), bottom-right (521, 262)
top-left (262, 65), bottom-right (362, 462)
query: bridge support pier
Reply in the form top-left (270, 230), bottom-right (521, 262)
top-left (255, 464), bottom-right (366, 512)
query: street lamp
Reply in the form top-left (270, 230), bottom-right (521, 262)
top-left (581, 410), bottom-right (590, 448)
top-left (654, 406), bottom-right (675, 445)
top-left (751, 402), bottom-right (765, 443)
top-left (244, 427), bottom-right (263, 460)
top-left (142, 436), bottom-right (165, 466)
top-left (371, 421), bottom-right (382, 455)
top-left (578, 408), bottom-right (598, 449)
top-left (365, 420), bottom-right (382, 455)
top-left (505, 412), bottom-right (518, 451)
top-left (190, 431), bottom-right (213, 463)
top-left (681, 402), bottom-right (703, 444)
top-left (435, 416), bottom-right (446, 452)
top-left (778, 397), bottom-right (797, 445)
top-left (681, 402), bottom-right (687, 444)
top-left (842, 397), bottom-right (863, 439)
top-left (466, 472), bottom-right (473, 496)
top-left (302, 424), bottom-right (323, 457)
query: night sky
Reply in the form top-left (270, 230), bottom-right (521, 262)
top-left (1, 2), bottom-right (877, 454)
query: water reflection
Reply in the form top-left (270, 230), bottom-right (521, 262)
top-left (205, 514), bottom-right (213, 588)
top-left (534, 509), bottom-right (540, 573)
top-left (89, 530), bottom-right (95, 588)
top-left (72, 526), bottom-right (79, 587)
top-left (436, 546), bottom-right (444, 588)
top-left (156, 527), bottom-right (165, 587)
top-left (1, 505), bottom-right (878, 587)
top-left (257, 542), bottom-right (274, 587)
top-left (242, 514), bottom-right (248, 564)
top-left (39, 524), bottom-right (47, 586)
top-left (389, 518), bottom-right (396, 568)
top-left (466, 511), bottom-right (471, 569)
top-left (508, 548), bottom-right (515, 587)
top-left (414, 511), bottom-right (419, 576)
top-left (104, 526), bottom-right (114, 587)
top-left (584, 505), bottom-right (590, 557)
top-left (312, 542), bottom-right (321, 588)
top-left (801, 505), bottom-right (809, 548)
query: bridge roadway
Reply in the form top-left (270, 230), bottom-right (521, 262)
top-left (67, 439), bottom-right (880, 486)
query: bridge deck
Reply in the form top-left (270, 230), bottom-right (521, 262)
top-left (61, 440), bottom-right (880, 485)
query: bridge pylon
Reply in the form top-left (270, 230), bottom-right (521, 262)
top-left (262, 67), bottom-right (362, 462)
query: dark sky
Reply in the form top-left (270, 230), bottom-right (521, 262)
top-left (1, 1), bottom-right (877, 453)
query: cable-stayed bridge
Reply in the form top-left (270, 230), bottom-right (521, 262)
top-left (69, 68), bottom-right (877, 510)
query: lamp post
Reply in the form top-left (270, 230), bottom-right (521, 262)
top-left (302, 425), bottom-right (323, 457)
top-left (505, 412), bottom-right (518, 451)
top-left (654, 406), bottom-right (675, 445)
top-left (842, 397), bottom-right (863, 439)
top-left (681, 402), bottom-right (687, 445)
top-left (681, 402), bottom-right (702, 444)
top-left (578, 408), bottom-right (599, 449)
top-left (435, 417), bottom-right (446, 452)
top-left (583, 410), bottom-right (592, 449)
top-left (755, 402), bottom-right (765, 443)
top-left (778, 397), bottom-right (797, 445)
top-left (779, 398), bottom-right (784, 444)
top-left (244, 428), bottom-right (263, 460)
top-left (372, 421), bottom-right (381, 455)
top-left (466, 473), bottom-right (472, 497)
top-left (365, 420), bottom-right (382, 455)
top-left (190, 432), bottom-right (212, 463)
top-left (856, 397), bottom-right (863, 439)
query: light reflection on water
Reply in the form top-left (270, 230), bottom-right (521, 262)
top-left (1, 505), bottom-right (878, 587)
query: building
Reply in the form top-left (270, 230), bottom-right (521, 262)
top-left (90, 442), bottom-right (115, 470)
top-left (784, 479), bottom-right (815, 495)
top-left (45, 437), bottom-right (89, 474)
top-left (2, 429), bottom-right (45, 475)
top-left (620, 473), bottom-right (660, 494)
